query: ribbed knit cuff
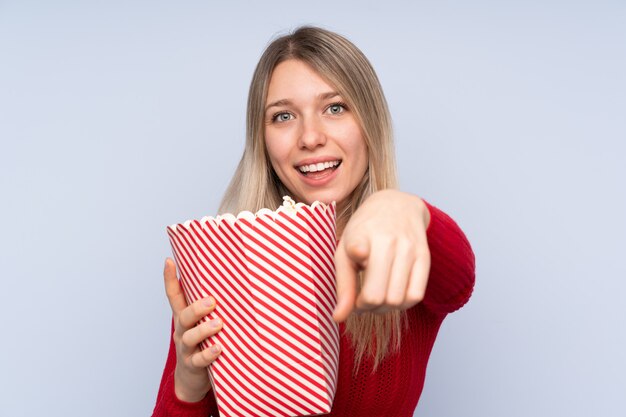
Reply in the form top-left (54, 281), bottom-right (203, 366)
top-left (156, 371), bottom-right (214, 417)
top-left (422, 200), bottom-right (476, 314)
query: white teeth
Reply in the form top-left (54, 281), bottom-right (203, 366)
top-left (297, 160), bottom-right (340, 173)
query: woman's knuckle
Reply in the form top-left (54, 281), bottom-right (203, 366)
top-left (189, 353), bottom-right (202, 368)
top-left (386, 293), bottom-right (404, 308)
top-left (408, 289), bottom-right (425, 304)
top-left (177, 310), bottom-right (191, 329)
top-left (360, 292), bottom-right (383, 307)
top-left (381, 235), bottom-right (397, 249)
top-left (192, 348), bottom-right (216, 368)
top-left (190, 302), bottom-right (203, 318)
top-left (181, 329), bottom-right (195, 347)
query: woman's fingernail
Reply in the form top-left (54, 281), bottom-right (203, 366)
top-left (210, 344), bottom-right (221, 354)
top-left (202, 297), bottom-right (215, 307)
top-left (209, 318), bottom-right (221, 328)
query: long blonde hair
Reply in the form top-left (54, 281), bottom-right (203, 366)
top-left (220, 26), bottom-right (405, 368)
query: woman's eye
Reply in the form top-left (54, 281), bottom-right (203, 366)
top-left (273, 112), bottom-right (293, 122)
top-left (327, 104), bottom-right (345, 115)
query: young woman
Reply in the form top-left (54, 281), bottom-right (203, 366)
top-left (153, 26), bottom-right (475, 417)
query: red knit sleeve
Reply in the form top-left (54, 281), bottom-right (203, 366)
top-left (421, 200), bottom-right (475, 314)
top-left (152, 320), bottom-right (220, 417)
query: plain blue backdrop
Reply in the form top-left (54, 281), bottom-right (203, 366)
top-left (1, 1), bottom-right (625, 416)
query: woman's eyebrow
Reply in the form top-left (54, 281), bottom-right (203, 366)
top-left (264, 92), bottom-right (340, 113)
top-left (265, 99), bottom-right (291, 113)
top-left (318, 91), bottom-right (339, 101)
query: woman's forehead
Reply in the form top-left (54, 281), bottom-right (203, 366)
top-left (266, 60), bottom-right (334, 97)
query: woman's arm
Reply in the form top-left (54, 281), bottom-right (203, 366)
top-left (152, 259), bottom-right (222, 417)
top-left (152, 326), bottom-right (219, 417)
top-left (332, 190), bottom-right (475, 320)
top-left (421, 200), bottom-right (475, 314)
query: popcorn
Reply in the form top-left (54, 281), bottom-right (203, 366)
top-left (167, 197), bottom-right (338, 417)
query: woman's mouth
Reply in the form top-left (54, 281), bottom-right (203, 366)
top-left (296, 160), bottom-right (342, 179)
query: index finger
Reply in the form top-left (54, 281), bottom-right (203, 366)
top-left (332, 239), bottom-right (364, 323)
top-left (164, 258), bottom-right (187, 318)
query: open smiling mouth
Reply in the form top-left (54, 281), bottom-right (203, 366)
top-left (296, 160), bottom-right (342, 179)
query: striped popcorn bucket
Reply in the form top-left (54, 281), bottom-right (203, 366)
top-left (166, 197), bottom-right (339, 417)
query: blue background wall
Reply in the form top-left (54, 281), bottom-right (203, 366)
top-left (1, 1), bottom-right (625, 415)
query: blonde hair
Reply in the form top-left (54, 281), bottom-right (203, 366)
top-left (220, 26), bottom-right (405, 368)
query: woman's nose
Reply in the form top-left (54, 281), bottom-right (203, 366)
top-left (298, 117), bottom-right (327, 150)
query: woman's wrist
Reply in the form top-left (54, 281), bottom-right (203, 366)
top-left (416, 195), bottom-right (431, 230)
top-left (174, 368), bottom-right (212, 403)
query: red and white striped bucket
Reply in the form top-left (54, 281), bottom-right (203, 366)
top-left (167, 198), bottom-right (339, 417)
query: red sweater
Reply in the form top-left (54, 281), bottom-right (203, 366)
top-left (152, 201), bottom-right (475, 417)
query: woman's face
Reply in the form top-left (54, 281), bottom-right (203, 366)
top-left (264, 59), bottom-right (368, 207)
